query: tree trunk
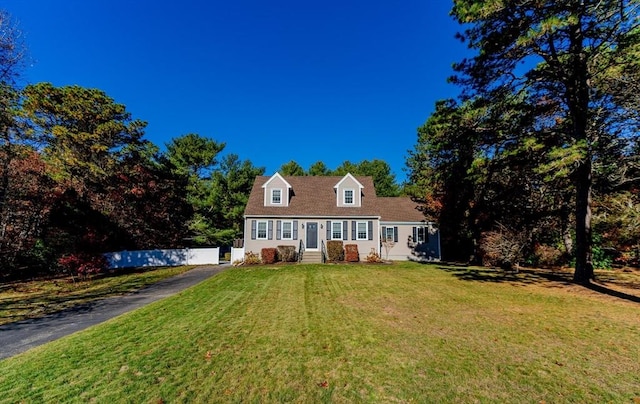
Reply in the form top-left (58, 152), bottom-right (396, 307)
top-left (568, 11), bottom-right (594, 284)
top-left (574, 159), bottom-right (594, 283)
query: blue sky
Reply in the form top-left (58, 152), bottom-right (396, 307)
top-left (2, 0), bottom-right (467, 182)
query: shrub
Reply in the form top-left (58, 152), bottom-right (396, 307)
top-left (326, 240), bottom-right (344, 261)
top-left (365, 248), bottom-right (382, 263)
top-left (261, 248), bottom-right (278, 264)
top-left (243, 251), bottom-right (262, 265)
top-left (479, 224), bottom-right (527, 271)
top-left (592, 232), bottom-right (613, 269)
top-left (277, 245), bottom-right (297, 262)
top-left (57, 253), bottom-right (108, 279)
top-left (534, 244), bottom-right (563, 268)
top-left (345, 244), bottom-right (359, 262)
top-left (224, 252), bottom-right (231, 261)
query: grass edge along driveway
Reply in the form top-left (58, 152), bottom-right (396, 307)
top-left (0, 262), bottom-right (639, 403)
top-left (0, 265), bottom-right (196, 326)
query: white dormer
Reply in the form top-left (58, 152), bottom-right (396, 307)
top-left (334, 173), bottom-right (364, 207)
top-left (262, 172), bottom-right (292, 207)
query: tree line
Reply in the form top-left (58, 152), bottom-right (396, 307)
top-left (1, 80), bottom-right (266, 278)
top-left (6, 2), bottom-right (637, 284)
top-left (406, 0), bottom-right (640, 282)
top-left (277, 159), bottom-right (401, 197)
top-left (0, 9), bottom-right (406, 279)
top-left (0, 10), bottom-right (261, 278)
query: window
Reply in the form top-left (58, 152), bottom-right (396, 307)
top-left (344, 189), bottom-right (354, 205)
top-left (281, 221), bottom-right (293, 240)
top-left (384, 226), bottom-right (395, 242)
top-left (271, 189), bottom-right (282, 204)
top-left (332, 221), bottom-right (342, 240)
top-left (416, 226), bottom-right (426, 243)
top-left (257, 221), bottom-right (268, 239)
top-left (357, 221), bottom-right (368, 240)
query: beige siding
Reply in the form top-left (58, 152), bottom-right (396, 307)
top-left (243, 218), bottom-right (299, 256)
top-left (244, 217), bottom-right (380, 261)
top-left (263, 176), bottom-right (289, 207)
top-left (325, 219), bottom-right (379, 260)
top-left (381, 223), bottom-right (441, 261)
top-left (335, 176), bottom-right (362, 207)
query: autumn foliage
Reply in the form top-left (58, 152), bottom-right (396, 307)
top-left (261, 248), bottom-right (277, 264)
top-left (345, 244), bottom-right (359, 262)
top-left (57, 253), bottom-right (108, 278)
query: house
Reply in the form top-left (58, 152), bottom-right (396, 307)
top-left (242, 172), bottom-right (440, 263)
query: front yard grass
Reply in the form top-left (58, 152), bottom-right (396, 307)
top-left (0, 265), bottom-right (195, 326)
top-left (1, 262), bottom-right (639, 402)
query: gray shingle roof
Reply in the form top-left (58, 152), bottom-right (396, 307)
top-left (244, 175), bottom-right (427, 222)
top-left (377, 197), bottom-right (426, 222)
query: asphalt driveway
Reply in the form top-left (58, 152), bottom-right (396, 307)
top-left (0, 264), bottom-right (229, 360)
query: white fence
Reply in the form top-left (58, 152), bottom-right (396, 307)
top-left (230, 247), bottom-right (245, 264)
top-left (105, 248), bottom-right (220, 269)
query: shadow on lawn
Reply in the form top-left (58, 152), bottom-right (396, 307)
top-left (434, 264), bottom-right (640, 304)
top-left (0, 290), bottom-right (123, 324)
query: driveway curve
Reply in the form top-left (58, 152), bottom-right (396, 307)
top-left (0, 264), bottom-right (229, 360)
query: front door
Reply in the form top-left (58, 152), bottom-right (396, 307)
top-left (306, 222), bottom-right (318, 249)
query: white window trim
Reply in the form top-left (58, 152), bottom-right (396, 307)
top-left (356, 221), bottom-right (368, 240)
top-left (343, 188), bottom-right (355, 205)
top-left (384, 227), bottom-right (395, 242)
top-left (257, 220), bottom-right (268, 240)
top-left (331, 221), bottom-right (343, 240)
top-left (281, 220), bottom-right (293, 240)
top-left (271, 188), bottom-right (282, 205)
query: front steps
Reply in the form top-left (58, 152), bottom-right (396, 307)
top-left (300, 251), bottom-right (323, 264)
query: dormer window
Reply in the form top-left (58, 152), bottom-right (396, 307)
top-left (344, 189), bottom-right (354, 205)
top-left (334, 173), bottom-right (364, 207)
top-left (271, 189), bottom-right (282, 204)
top-left (262, 173), bottom-right (292, 207)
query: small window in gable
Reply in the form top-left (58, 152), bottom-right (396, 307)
top-left (281, 221), bottom-right (293, 240)
top-left (257, 221), bottom-right (268, 239)
top-left (344, 189), bottom-right (354, 205)
top-left (271, 189), bottom-right (282, 204)
top-left (332, 221), bottom-right (342, 239)
top-left (356, 221), bottom-right (368, 240)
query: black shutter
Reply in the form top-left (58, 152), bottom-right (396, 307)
top-left (413, 227), bottom-right (417, 242)
top-left (293, 221), bottom-right (298, 240)
top-left (343, 221), bottom-right (348, 240)
top-left (368, 221), bottom-right (373, 240)
top-left (276, 220), bottom-right (282, 240)
top-left (381, 226), bottom-right (386, 241)
top-left (352, 221), bottom-right (356, 240)
top-left (326, 221), bottom-right (331, 240)
top-left (251, 220), bottom-right (257, 240)
top-left (393, 226), bottom-right (398, 242)
top-left (268, 220), bottom-right (273, 240)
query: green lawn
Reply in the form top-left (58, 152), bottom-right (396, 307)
top-left (0, 265), bottom-right (195, 325)
top-left (1, 262), bottom-right (639, 403)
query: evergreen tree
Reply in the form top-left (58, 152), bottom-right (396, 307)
top-left (448, 0), bottom-right (640, 282)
